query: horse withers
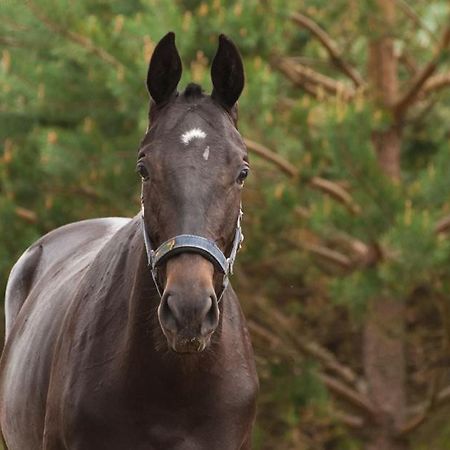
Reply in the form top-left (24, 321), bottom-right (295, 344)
top-left (0, 33), bottom-right (258, 450)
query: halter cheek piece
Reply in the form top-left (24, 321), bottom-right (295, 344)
top-left (141, 207), bottom-right (243, 302)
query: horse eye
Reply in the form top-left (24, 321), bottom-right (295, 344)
top-left (237, 168), bottom-right (249, 185)
top-left (136, 162), bottom-right (149, 181)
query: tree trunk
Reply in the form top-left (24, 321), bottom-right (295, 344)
top-left (364, 1), bottom-right (408, 449)
top-left (364, 298), bottom-right (407, 450)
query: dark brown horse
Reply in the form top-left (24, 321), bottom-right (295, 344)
top-left (0, 33), bottom-right (258, 450)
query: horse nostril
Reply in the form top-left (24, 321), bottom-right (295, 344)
top-left (158, 294), bottom-right (178, 333)
top-left (159, 291), bottom-right (219, 338)
top-left (201, 295), bottom-right (219, 336)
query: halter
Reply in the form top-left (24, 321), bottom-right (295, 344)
top-left (141, 206), bottom-right (243, 302)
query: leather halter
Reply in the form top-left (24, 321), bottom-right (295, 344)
top-left (141, 207), bottom-right (243, 301)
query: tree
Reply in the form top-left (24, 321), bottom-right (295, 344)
top-left (248, 1), bottom-right (450, 449)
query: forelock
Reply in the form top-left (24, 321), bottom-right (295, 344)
top-left (182, 83), bottom-right (204, 101)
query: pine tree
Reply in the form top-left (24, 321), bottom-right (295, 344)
top-left (247, 1), bottom-right (450, 449)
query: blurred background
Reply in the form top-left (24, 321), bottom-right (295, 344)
top-left (1, 1), bottom-right (450, 449)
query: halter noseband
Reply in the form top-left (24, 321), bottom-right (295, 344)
top-left (141, 207), bottom-right (243, 301)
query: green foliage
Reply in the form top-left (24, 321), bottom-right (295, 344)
top-left (1, 1), bottom-right (450, 448)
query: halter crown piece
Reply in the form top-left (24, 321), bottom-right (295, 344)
top-left (141, 203), bottom-right (244, 302)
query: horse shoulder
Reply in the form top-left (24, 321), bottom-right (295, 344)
top-left (4, 242), bottom-right (43, 338)
top-left (0, 217), bottom-right (130, 450)
top-left (3, 217), bottom-right (129, 340)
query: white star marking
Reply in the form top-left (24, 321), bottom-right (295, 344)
top-left (180, 128), bottom-right (206, 145)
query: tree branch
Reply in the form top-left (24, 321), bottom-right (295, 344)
top-left (271, 56), bottom-right (325, 99)
top-left (327, 231), bottom-right (383, 268)
top-left (327, 231), bottom-right (371, 259)
top-left (291, 229), bottom-right (383, 274)
top-left (244, 138), bottom-right (360, 213)
top-left (15, 207), bottom-right (37, 223)
top-left (254, 300), bottom-right (362, 389)
top-left (435, 385), bottom-right (450, 406)
top-left (310, 177), bottom-right (361, 214)
top-left (332, 409), bottom-right (365, 429)
top-left (397, 371), bottom-right (445, 437)
top-left (318, 373), bottom-right (375, 417)
top-left (249, 318), bottom-right (374, 417)
top-left (298, 242), bottom-right (354, 270)
top-left (0, 36), bottom-right (26, 49)
top-left (26, 2), bottom-right (124, 70)
top-left (294, 205), bottom-right (311, 219)
top-left (398, 51), bottom-right (418, 76)
top-left (274, 310), bottom-right (358, 386)
top-left (273, 56), bottom-right (356, 101)
top-left (423, 71), bottom-right (450, 96)
top-left (395, 0), bottom-right (439, 43)
top-left (290, 12), bottom-right (364, 87)
top-left (435, 215), bottom-right (450, 235)
top-left (244, 138), bottom-right (299, 177)
top-left (395, 26), bottom-right (450, 115)
top-left (248, 320), bottom-right (296, 356)
top-left (250, 319), bottom-right (369, 429)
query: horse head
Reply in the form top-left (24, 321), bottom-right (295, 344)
top-left (137, 32), bottom-right (248, 353)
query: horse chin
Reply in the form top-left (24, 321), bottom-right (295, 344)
top-left (168, 335), bottom-right (211, 354)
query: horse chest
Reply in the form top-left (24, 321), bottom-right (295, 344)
top-left (64, 366), bottom-right (257, 450)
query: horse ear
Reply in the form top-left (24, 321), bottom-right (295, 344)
top-left (147, 32), bottom-right (182, 104)
top-left (211, 34), bottom-right (244, 110)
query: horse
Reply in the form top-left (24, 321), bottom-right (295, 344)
top-left (0, 32), bottom-right (258, 450)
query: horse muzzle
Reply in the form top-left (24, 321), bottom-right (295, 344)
top-left (158, 293), bottom-right (219, 353)
top-left (157, 255), bottom-right (220, 353)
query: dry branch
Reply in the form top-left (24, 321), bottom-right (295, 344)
top-left (310, 177), bottom-right (361, 214)
top-left (272, 309), bottom-right (358, 385)
top-left (328, 231), bottom-right (370, 259)
top-left (318, 373), bottom-right (375, 417)
top-left (15, 207), bottom-right (37, 223)
top-left (248, 321), bottom-right (294, 355)
top-left (395, 26), bottom-right (450, 115)
top-left (290, 12), bottom-right (364, 87)
top-left (293, 230), bottom-right (382, 273)
top-left (398, 371), bottom-right (445, 437)
top-left (332, 410), bottom-right (365, 429)
top-left (436, 385), bottom-right (450, 406)
top-left (244, 138), bottom-right (299, 177)
top-left (299, 242), bottom-right (353, 270)
top-left (249, 320), bottom-right (367, 429)
top-left (327, 231), bottom-right (383, 268)
top-left (423, 72), bottom-right (450, 96)
top-left (271, 56), bottom-right (325, 99)
top-left (249, 317), bottom-right (374, 417)
top-left (274, 56), bottom-right (356, 101)
top-left (255, 300), bottom-right (361, 389)
top-left (294, 205), bottom-right (311, 219)
top-left (435, 215), bottom-right (450, 235)
top-left (0, 37), bottom-right (25, 48)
